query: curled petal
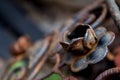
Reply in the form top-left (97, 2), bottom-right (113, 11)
top-left (87, 47), bottom-right (108, 64)
top-left (71, 57), bottom-right (88, 72)
top-left (60, 42), bottom-right (70, 50)
top-left (98, 31), bottom-right (115, 46)
top-left (94, 27), bottom-right (106, 39)
top-left (84, 28), bottom-right (97, 49)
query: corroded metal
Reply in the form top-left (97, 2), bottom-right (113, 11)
top-left (95, 67), bottom-right (120, 80)
top-left (0, 0), bottom-right (117, 80)
top-left (60, 24), bottom-right (115, 72)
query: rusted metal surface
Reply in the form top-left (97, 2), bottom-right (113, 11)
top-left (1, 0), bottom-right (120, 80)
top-left (95, 67), bottom-right (120, 80)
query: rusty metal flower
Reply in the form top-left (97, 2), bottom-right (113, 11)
top-left (60, 24), bottom-right (115, 72)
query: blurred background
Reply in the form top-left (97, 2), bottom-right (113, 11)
top-left (2, 0), bottom-right (120, 80)
top-left (0, 0), bottom-right (96, 59)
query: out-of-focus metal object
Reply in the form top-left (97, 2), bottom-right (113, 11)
top-left (9, 35), bottom-right (32, 57)
top-left (1, 35), bottom-right (32, 80)
top-left (95, 67), bottom-right (120, 80)
top-left (106, 0), bottom-right (120, 32)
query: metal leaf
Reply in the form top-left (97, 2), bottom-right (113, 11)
top-left (71, 57), bottom-right (88, 72)
top-left (98, 31), bottom-right (115, 46)
top-left (94, 27), bottom-right (106, 39)
top-left (87, 47), bottom-right (108, 64)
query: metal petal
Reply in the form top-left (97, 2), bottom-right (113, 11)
top-left (71, 57), bottom-right (88, 72)
top-left (87, 47), bottom-right (108, 64)
top-left (60, 41), bottom-right (70, 51)
top-left (94, 27), bottom-right (106, 39)
top-left (64, 53), bottom-right (73, 64)
top-left (98, 31), bottom-right (115, 46)
top-left (84, 28), bottom-right (97, 49)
